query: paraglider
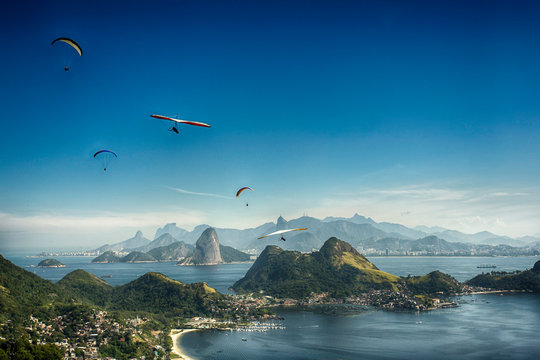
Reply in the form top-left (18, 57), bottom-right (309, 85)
top-left (93, 150), bottom-right (117, 171)
top-left (51, 37), bottom-right (82, 71)
top-left (151, 114), bottom-right (211, 134)
top-left (257, 228), bottom-right (308, 241)
top-left (236, 187), bottom-right (253, 206)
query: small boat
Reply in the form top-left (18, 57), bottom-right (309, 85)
top-left (101, 275), bottom-right (112, 278)
top-left (242, 338), bottom-right (247, 341)
top-left (477, 264), bottom-right (496, 268)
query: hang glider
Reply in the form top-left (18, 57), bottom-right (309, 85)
top-left (257, 228), bottom-right (307, 239)
top-left (151, 114), bottom-right (211, 129)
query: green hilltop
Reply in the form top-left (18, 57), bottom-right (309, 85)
top-left (91, 251), bottom-right (121, 263)
top-left (466, 260), bottom-right (540, 292)
top-left (233, 237), bottom-right (402, 298)
top-left (57, 269), bottom-right (113, 306)
top-left (404, 271), bottom-right (461, 295)
top-left (233, 237), bottom-right (464, 299)
top-left (110, 272), bottom-right (224, 316)
top-left (0, 254), bottom-right (224, 327)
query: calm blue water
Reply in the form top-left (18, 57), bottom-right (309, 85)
top-left (4, 253), bottom-right (537, 288)
top-left (181, 294), bottom-right (540, 360)
top-left (4, 253), bottom-right (539, 359)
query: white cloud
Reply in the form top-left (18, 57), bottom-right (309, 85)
top-left (0, 210), bottom-right (205, 231)
top-left (306, 184), bottom-right (540, 237)
top-left (167, 186), bottom-right (233, 200)
top-left (0, 209), bottom-right (208, 250)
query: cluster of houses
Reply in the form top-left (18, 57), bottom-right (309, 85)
top-left (27, 310), bottom-right (146, 359)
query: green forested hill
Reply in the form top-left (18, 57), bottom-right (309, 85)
top-left (57, 270), bottom-right (113, 306)
top-left (91, 251), bottom-right (121, 263)
top-left (233, 238), bottom-right (400, 298)
top-left (121, 251), bottom-right (157, 263)
top-left (466, 260), bottom-right (540, 292)
top-left (220, 244), bottom-right (251, 262)
top-left (405, 271), bottom-right (461, 295)
top-left (0, 255), bottom-right (225, 326)
top-left (110, 272), bottom-right (224, 316)
top-left (0, 255), bottom-right (68, 322)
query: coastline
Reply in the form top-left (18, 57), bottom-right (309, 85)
top-left (170, 329), bottom-right (200, 360)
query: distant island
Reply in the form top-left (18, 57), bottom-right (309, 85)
top-left (37, 259), bottom-right (65, 268)
top-left (466, 259), bottom-right (540, 292)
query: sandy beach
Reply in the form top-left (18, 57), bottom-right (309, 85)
top-left (170, 329), bottom-right (200, 360)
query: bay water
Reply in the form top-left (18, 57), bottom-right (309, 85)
top-left (4, 253), bottom-right (539, 359)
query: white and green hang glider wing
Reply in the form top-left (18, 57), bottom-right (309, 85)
top-left (257, 228), bottom-right (307, 239)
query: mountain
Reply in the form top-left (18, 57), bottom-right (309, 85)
top-left (154, 223), bottom-right (189, 241)
top-left (179, 228), bottom-right (223, 265)
top-left (109, 272), bottom-right (224, 315)
top-left (276, 216), bottom-right (288, 230)
top-left (466, 260), bottom-right (540, 292)
top-left (339, 213), bottom-right (427, 239)
top-left (37, 259), bottom-right (65, 267)
top-left (240, 216), bottom-right (408, 251)
top-left (92, 214), bottom-right (540, 255)
top-left (57, 269), bottom-right (112, 306)
top-left (92, 251), bottom-right (121, 263)
top-left (219, 244), bottom-right (251, 262)
top-left (147, 241), bottom-right (193, 261)
top-left (277, 231), bottom-right (321, 252)
top-left (95, 230), bottom-right (151, 253)
top-left (137, 233), bottom-right (179, 252)
top-left (429, 229), bottom-right (518, 246)
top-left (414, 225), bottom-right (448, 233)
top-left (121, 251), bottom-right (157, 263)
top-left (233, 238), bottom-right (400, 298)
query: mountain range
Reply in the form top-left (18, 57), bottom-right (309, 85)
top-left (93, 214), bottom-right (540, 256)
top-left (92, 228), bottom-right (250, 264)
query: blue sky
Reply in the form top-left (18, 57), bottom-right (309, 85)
top-left (1, 0), bottom-right (540, 250)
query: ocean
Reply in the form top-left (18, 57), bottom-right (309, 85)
top-left (4, 253), bottom-right (540, 359)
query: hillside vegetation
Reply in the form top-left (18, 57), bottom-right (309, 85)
top-left (233, 238), bottom-right (401, 298)
top-left (466, 260), bottom-right (540, 292)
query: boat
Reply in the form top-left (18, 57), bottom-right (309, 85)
top-left (477, 264), bottom-right (496, 268)
top-left (101, 275), bottom-right (112, 278)
top-left (241, 338), bottom-right (247, 341)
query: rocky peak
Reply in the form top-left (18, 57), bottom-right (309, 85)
top-left (276, 216), bottom-right (288, 230)
top-left (319, 237), bottom-right (378, 270)
top-left (180, 227), bottom-right (222, 265)
top-left (320, 237), bottom-right (359, 257)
